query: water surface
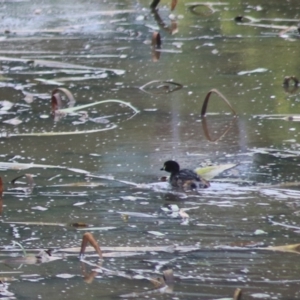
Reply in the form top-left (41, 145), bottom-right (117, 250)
top-left (1, 0), bottom-right (300, 299)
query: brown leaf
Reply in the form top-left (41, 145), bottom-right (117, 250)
top-left (149, 276), bottom-right (166, 288)
top-left (283, 76), bottom-right (299, 87)
top-left (70, 222), bottom-right (89, 228)
top-left (233, 288), bottom-right (242, 300)
top-left (163, 269), bottom-right (174, 284)
top-left (201, 89), bottom-right (237, 117)
top-left (171, 0), bottom-right (178, 11)
top-left (51, 87), bottom-right (76, 114)
top-left (80, 232), bottom-right (103, 259)
top-left (51, 92), bottom-right (63, 112)
top-left (152, 32), bottom-right (161, 48)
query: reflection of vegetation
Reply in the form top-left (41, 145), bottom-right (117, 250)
top-left (139, 80), bottom-right (183, 94)
top-left (151, 10), bottom-right (178, 35)
top-left (202, 116), bottom-right (237, 142)
top-left (186, 2), bottom-right (228, 17)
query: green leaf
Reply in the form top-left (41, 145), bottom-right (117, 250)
top-left (195, 164), bottom-right (236, 180)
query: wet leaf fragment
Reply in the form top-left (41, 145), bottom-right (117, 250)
top-left (55, 98), bottom-right (139, 117)
top-left (51, 87), bottom-right (76, 115)
top-left (283, 76), bottom-right (299, 87)
top-left (233, 288), bottom-right (242, 300)
top-left (79, 232), bottom-right (103, 259)
top-left (150, 269), bottom-right (174, 288)
top-left (152, 32), bottom-right (161, 48)
top-left (195, 164), bottom-right (236, 180)
top-left (148, 269), bottom-right (174, 295)
top-left (11, 174), bottom-right (35, 194)
top-left (171, 0), bottom-right (178, 11)
top-left (201, 89), bottom-right (236, 117)
top-left (264, 243), bottom-right (300, 254)
top-left (140, 80), bottom-right (183, 95)
top-left (51, 92), bottom-right (63, 112)
top-left (163, 269), bottom-right (174, 284)
top-left (150, 276), bottom-right (166, 288)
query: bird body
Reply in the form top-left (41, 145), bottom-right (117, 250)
top-left (161, 160), bottom-right (210, 190)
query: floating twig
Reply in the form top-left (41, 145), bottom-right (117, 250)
top-left (79, 232), bottom-right (103, 259)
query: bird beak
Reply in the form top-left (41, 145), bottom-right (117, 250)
top-left (160, 167), bottom-right (164, 171)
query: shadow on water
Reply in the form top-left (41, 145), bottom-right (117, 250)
top-left (1, 0), bottom-right (300, 299)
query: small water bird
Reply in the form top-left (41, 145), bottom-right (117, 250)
top-left (160, 160), bottom-right (210, 190)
